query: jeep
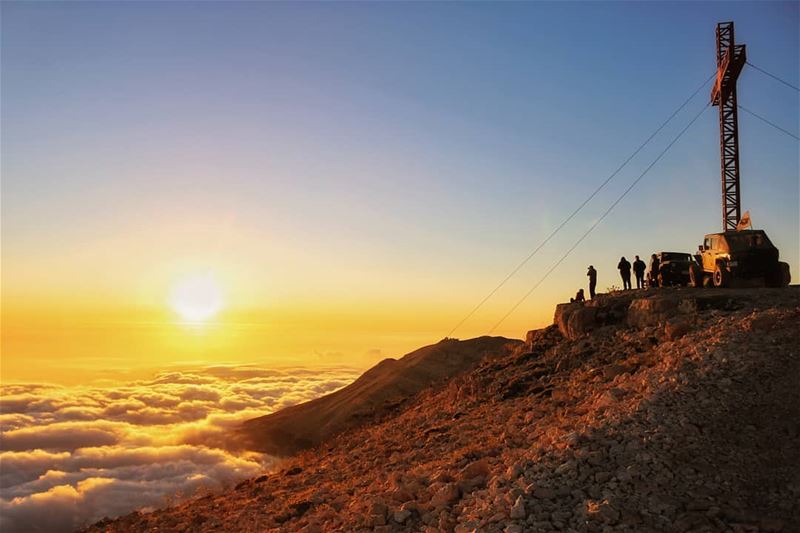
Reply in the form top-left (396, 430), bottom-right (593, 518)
top-left (652, 252), bottom-right (695, 287)
top-left (688, 230), bottom-right (791, 288)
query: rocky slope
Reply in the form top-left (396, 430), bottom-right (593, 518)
top-left (84, 287), bottom-right (800, 533)
top-left (239, 336), bottom-right (521, 456)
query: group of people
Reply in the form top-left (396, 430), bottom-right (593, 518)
top-left (616, 255), bottom-right (648, 289)
top-left (570, 254), bottom-right (661, 303)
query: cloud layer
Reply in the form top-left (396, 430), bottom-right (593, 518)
top-left (0, 365), bottom-right (360, 533)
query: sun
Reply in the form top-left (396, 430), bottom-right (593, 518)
top-left (169, 274), bottom-right (224, 323)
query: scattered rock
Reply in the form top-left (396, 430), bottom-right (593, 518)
top-left (532, 487), bottom-right (556, 500)
top-left (461, 458), bottom-right (490, 481)
top-left (392, 509), bottom-right (411, 524)
top-left (665, 318), bottom-right (692, 340)
top-left (509, 495), bottom-right (526, 519)
top-left (602, 364), bottom-right (629, 381)
top-left (369, 501), bottom-right (387, 518)
top-left (430, 483), bottom-right (461, 508)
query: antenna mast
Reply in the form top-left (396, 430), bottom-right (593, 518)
top-left (711, 21), bottom-right (747, 232)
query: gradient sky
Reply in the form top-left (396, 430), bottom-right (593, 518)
top-left (2, 2), bottom-right (798, 383)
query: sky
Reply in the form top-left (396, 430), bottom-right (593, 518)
top-left (2, 1), bottom-right (799, 383)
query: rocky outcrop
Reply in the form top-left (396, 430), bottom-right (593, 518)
top-left (552, 292), bottom-right (633, 340)
top-left (553, 304), bottom-right (599, 339)
top-left (551, 287), bottom-right (796, 340)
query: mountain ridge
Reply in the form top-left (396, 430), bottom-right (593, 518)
top-left (238, 335), bottom-right (522, 456)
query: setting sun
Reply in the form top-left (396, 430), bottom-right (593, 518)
top-left (169, 274), bottom-right (224, 323)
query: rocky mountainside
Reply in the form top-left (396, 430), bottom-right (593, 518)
top-left (84, 287), bottom-right (800, 533)
top-left (239, 336), bottom-right (521, 456)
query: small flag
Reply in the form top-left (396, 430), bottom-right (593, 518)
top-left (736, 211), bottom-right (752, 231)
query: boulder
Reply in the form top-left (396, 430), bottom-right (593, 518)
top-left (627, 298), bottom-right (679, 327)
top-left (627, 297), bottom-right (698, 328)
top-left (554, 304), bottom-right (599, 340)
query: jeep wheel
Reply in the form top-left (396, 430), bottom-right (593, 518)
top-left (713, 264), bottom-right (730, 288)
top-left (689, 264), bottom-right (703, 288)
top-left (767, 262), bottom-right (791, 288)
top-left (780, 262), bottom-right (791, 287)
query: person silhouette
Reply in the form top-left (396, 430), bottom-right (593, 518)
top-left (586, 265), bottom-right (597, 299)
top-left (633, 255), bottom-right (646, 289)
top-left (617, 256), bottom-right (632, 290)
top-left (648, 253), bottom-right (660, 287)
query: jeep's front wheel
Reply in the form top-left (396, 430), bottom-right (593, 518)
top-left (689, 264), bottom-right (704, 288)
top-left (713, 263), bottom-right (730, 288)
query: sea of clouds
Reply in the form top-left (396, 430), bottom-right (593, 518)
top-left (0, 365), bottom-right (361, 533)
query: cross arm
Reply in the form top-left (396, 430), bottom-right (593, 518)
top-left (711, 44), bottom-right (747, 106)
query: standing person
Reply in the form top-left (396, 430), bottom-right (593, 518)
top-left (617, 256), bottom-right (632, 290)
top-left (633, 255), bottom-right (646, 289)
top-left (648, 253), bottom-right (660, 287)
top-left (587, 265), bottom-right (598, 299)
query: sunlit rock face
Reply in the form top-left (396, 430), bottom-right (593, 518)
top-left (553, 288), bottom-right (763, 340)
top-left (0, 365), bottom-right (361, 533)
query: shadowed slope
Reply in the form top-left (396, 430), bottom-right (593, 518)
top-left (239, 336), bottom-right (522, 456)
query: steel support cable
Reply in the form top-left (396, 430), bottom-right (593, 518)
top-left (488, 102), bottom-right (710, 334)
top-left (445, 72), bottom-right (715, 338)
top-left (746, 61), bottom-right (800, 92)
top-left (739, 105), bottom-right (800, 141)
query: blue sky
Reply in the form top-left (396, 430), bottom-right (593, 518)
top-left (2, 2), bottom-right (798, 359)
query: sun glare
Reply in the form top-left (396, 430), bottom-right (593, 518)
top-left (169, 274), bottom-right (224, 323)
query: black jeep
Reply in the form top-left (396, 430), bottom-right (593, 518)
top-left (652, 252), bottom-right (695, 287)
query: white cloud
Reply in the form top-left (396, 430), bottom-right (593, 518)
top-left (2, 421), bottom-right (123, 452)
top-left (0, 365), bottom-right (360, 533)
